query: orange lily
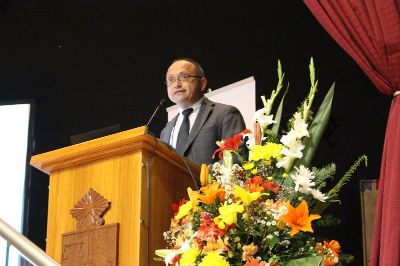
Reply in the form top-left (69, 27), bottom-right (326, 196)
top-left (198, 182), bottom-right (226, 205)
top-left (280, 200), bottom-right (320, 236)
top-left (212, 129), bottom-right (252, 159)
top-left (315, 240), bottom-right (341, 266)
top-left (324, 240), bottom-right (341, 257)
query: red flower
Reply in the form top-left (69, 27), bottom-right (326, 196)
top-left (245, 176), bottom-right (280, 194)
top-left (172, 198), bottom-right (188, 216)
top-left (212, 129), bottom-right (252, 159)
top-left (196, 212), bottom-right (226, 244)
top-left (244, 259), bottom-right (268, 266)
top-left (263, 180), bottom-right (280, 194)
top-left (245, 176), bottom-right (265, 192)
top-left (170, 254), bottom-right (180, 264)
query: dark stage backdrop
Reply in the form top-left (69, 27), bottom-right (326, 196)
top-left (0, 1), bottom-right (391, 265)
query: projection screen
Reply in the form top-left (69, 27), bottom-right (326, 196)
top-left (0, 102), bottom-right (33, 265)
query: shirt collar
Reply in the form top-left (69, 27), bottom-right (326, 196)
top-left (178, 97), bottom-right (204, 114)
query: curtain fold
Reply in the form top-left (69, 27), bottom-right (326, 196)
top-left (303, 0), bottom-right (400, 265)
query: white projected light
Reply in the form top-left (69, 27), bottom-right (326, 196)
top-left (0, 103), bottom-right (31, 265)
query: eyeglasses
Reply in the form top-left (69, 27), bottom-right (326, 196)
top-left (166, 74), bottom-right (203, 85)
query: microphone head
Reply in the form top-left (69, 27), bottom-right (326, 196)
top-left (159, 99), bottom-right (166, 105)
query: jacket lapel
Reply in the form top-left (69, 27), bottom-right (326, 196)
top-left (163, 115), bottom-right (179, 143)
top-left (182, 98), bottom-right (214, 154)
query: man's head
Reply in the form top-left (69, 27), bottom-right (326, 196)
top-left (166, 58), bottom-right (208, 109)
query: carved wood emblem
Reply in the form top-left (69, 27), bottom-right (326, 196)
top-left (62, 188), bottom-right (119, 266)
top-left (70, 188), bottom-right (110, 231)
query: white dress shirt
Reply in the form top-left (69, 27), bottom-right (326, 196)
top-left (170, 97), bottom-right (204, 148)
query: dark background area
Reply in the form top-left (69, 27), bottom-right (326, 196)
top-left (0, 1), bottom-right (391, 265)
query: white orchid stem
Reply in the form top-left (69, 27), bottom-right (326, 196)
top-left (263, 60), bottom-right (285, 116)
top-left (303, 58), bottom-right (318, 119)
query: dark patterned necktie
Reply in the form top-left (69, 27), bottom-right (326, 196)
top-left (175, 108), bottom-right (194, 155)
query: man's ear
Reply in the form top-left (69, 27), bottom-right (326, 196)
top-left (200, 77), bottom-right (208, 93)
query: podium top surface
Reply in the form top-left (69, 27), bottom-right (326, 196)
top-left (30, 126), bottom-right (198, 175)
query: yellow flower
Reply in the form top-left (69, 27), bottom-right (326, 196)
top-left (200, 164), bottom-right (209, 186)
top-left (175, 187), bottom-right (201, 220)
top-left (180, 247), bottom-right (200, 266)
top-left (187, 187), bottom-right (199, 207)
top-left (250, 143), bottom-right (283, 163)
top-left (242, 162), bottom-right (255, 171)
top-left (199, 251), bottom-right (230, 266)
top-left (175, 200), bottom-right (193, 220)
top-left (234, 185), bottom-right (261, 206)
top-left (214, 202), bottom-right (244, 229)
top-left (251, 168), bottom-right (258, 175)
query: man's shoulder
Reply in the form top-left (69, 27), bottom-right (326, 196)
top-left (203, 98), bottom-right (239, 111)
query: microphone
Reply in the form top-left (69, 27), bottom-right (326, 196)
top-left (146, 99), bottom-right (166, 128)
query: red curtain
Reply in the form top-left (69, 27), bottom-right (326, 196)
top-left (303, 0), bottom-right (400, 265)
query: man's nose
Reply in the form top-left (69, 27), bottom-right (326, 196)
top-left (175, 79), bottom-right (182, 86)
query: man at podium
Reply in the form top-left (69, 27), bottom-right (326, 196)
top-left (160, 58), bottom-right (245, 165)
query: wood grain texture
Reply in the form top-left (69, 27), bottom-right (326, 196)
top-left (30, 126), bottom-right (198, 175)
top-left (30, 126), bottom-right (200, 265)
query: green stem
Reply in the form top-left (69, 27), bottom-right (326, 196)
top-left (264, 60), bottom-right (285, 115)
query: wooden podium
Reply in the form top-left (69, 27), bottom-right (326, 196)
top-left (30, 126), bottom-right (200, 265)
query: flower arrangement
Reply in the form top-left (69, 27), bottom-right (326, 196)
top-left (156, 59), bottom-right (366, 266)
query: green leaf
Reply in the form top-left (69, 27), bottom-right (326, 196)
top-left (327, 154), bottom-right (368, 199)
top-left (284, 256), bottom-right (323, 266)
top-left (269, 236), bottom-right (279, 250)
top-left (271, 84), bottom-right (289, 136)
top-left (294, 83), bottom-right (335, 167)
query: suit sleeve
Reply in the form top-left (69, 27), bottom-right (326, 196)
top-left (220, 106), bottom-right (246, 140)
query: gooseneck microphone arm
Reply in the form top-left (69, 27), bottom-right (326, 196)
top-left (146, 99), bottom-right (166, 128)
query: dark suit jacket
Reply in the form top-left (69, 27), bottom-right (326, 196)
top-left (160, 98), bottom-right (246, 165)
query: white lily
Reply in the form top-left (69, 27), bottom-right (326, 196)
top-left (161, 240), bottom-right (191, 265)
top-left (276, 155), bottom-right (292, 169)
top-left (280, 130), bottom-right (297, 147)
top-left (281, 139), bottom-right (304, 159)
top-left (292, 112), bottom-right (309, 138)
top-left (244, 132), bottom-right (266, 149)
top-left (213, 162), bottom-right (235, 185)
top-left (253, 108), bottom-right (276, 130)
